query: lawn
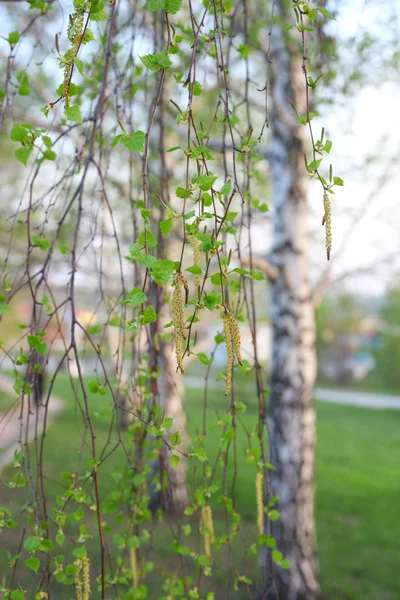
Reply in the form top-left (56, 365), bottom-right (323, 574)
top-left (0, 374), bottom-right (399, 599)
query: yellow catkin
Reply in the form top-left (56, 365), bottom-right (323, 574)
top-left (130, 547), bottom-right (139, 590)
top-left (226, 311), bottom-right (243, 366)
top-left (322, 192), bottom-right (332, 260)
top-left (223, 314), bottom-right (233, 396)
top-left (172, 275), bottom-right (185, 374)
top-left (201, 505), bottom-right (214, 559)
top-left (82, 557), bottom-right (91, 600)
top-left (75, 558), bottom-right (83, 600)
top-left (188, 235), bottom-right (201, 302)
top-left (75, 557), bottom-right (91, 600)
top-left (256, 472), bottom-right (264, 536)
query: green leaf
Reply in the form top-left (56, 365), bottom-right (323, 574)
top-left (140, 50), bottom-right (172, 72)
top-left (138, 230), bottom-right (157, 248)
top-left (90, 8), bottom-right (109, 20)
top-left (43, 149), bottom-right (56, 161)
top-left (176, 187), bottom-right (187, 198)
top-left (232, 268), bottom-right (249, 275)
top-left (25, 556), bottom-right (40, 574)
top-left (148, 0), bottom-right (165, 9)
top-left (17, 71), bottom-right (30, 96)
top-left (122, 130), bottom-right (145, 152)
top-left (56, 532), bottom-right (65, 546)
top-left (324, 139), bottom-right (332, 154)
top-left (15, 146), bottom-right (32, 166)
top-left (73, 57), bottom-right (85, 77)
top-left (268, 509), bottom-right (280, 522)
top-left (24, 535), bottom-right (40, 553)
top-left (10, 590), bottom-right (25, 600)
top-left (210, 272), bottom-right (226, 286)
top-left (193, 81), bottom-right (202, 96)
top-left (280, 558), bottom-right (291, 569)
top-left (197, 352), bottom-right (211, 365)
top-left (38, 539), bottom-right (54, 552)
top-left (165, 0), bottom-right (182, 13)
top-left (202, 193), bottom-right (213, 207)
top-left (170, 430), bottom-right (181, 446)
top-left (32, 236), bottom-right (51, 251)
top-left (10, 124), bottom-right (28, 142)
top-left (198, 174), bottom-right (218, 191)
top-left (160, 218), bottom-right (174, 237)
top-left (317, 7), bottom-right (335, 19)
top-left (31, 236), bottom-right (51, 251)
top-left (220, 180), bottom-right (232, 196)
top-left (89, 380), bottom-right (99, 394)
top-left (73, 545), bottom-right (87, 558)
top-left (88, 325), bottom-right (101, 334)
top-left (333, 176), bottom-right (344, 186)
top-left (198, 554), bottom-right (211, 566)
top-left (204, 291), bottom-right (221, 311)
top-left (272, 550), bottom-right (283, 563)
top-left (8, 31), bottom-right (20, 45)
top-left (251, 270), bottom-right (265, 281)
top-left (64, 105), bottom-right (82, 123)
top-left (126, 289), bottom-right (147, 307)
top-left (151, 259), bottom-right (175, 284)
top-left (142, 305), bottom-right (157, 324)
top-left (170, 454), bottom-right (180, 469)
top-left (186, 265), bottom-right (202, 275)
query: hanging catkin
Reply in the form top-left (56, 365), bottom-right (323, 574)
top-left (188, 235), bottom-right (201, 302)
top-left (201, 505), bottom-right (215, 559)
top-left (224, 310), bottom-right (243, 395)
top-left (172, 275), bottom-right (187, 373)
top-left (63, 3), bottom-right (89, 97)
top-left (75, 557), bottom-right (90, 600)
top-left (130, 547), bottom-right (139, 589)
top-left (224, 314), bottom-right (234, 396)
top-left (322, 192), bottom-right (332, 260)
top-left (256, 472), bottom-right (264, 536)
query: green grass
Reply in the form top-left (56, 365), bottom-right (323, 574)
top-left (0, 375), bottom-right (399, 599)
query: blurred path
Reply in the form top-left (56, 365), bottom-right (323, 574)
top-left (315, 387), bottom-right (400, 409)
top-left (0, 374), bottom-right (63, 471)
top-left (184, 377), bottom-right (400, 410)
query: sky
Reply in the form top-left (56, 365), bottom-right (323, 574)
top-left (1, 0), bottom-right (400, 297)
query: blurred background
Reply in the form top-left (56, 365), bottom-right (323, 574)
top-left (1, 1), bottom-right (400, 599)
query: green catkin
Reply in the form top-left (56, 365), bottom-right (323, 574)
top-left (63, 3), bottom-right (89, 98)
top-left (82, 557), bottom-right (91, 600)
top-left (130, 547), bottom-right (139, 589)
top-left (322, 192), bottom-right (332, 260)
top-left (224, 313), bottom-right (234, 396)
top-left (224, 310), bottom-right (243, 395)
top-left (226, 311), bottom-right (243, 366)
top-left (256, 472), bottom-right (264, 536)
top-left (75, 558), bottom-right (83, 600)
top-left (172, 275), bottom-right (186, 373)
top-left (188, 235), bottom-right (201, 302)
top-left (201, 505), bottom-right (214, 559)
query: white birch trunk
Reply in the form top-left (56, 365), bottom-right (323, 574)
top-left (263, 3), bottom-right (320, 598)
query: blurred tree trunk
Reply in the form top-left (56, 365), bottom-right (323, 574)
top-left (158, 339), bottom-right (188, 515)
top-left (264, 2), bottom-right (320, 598)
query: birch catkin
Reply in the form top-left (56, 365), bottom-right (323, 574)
top-left (224, 314), bottom-right (234, 396)
top-left (75, 557), bottom-right (91, 600)
top-left (188, 235), bottom-right (201, 302)
top-left (201, 505), bottom-right (215, 559)
top-left (322, 192), bottom-right (332, 260)
top-left (63, 3), bottom-right (89, 97)
top-left (256, 472), bottom-right (264, 536)
top-left (130, 547), bottom-right (139, 589)
top-left (172, 275), bottom-right (186, 374)
top-left (224, 310), bottom-right (243, 395)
